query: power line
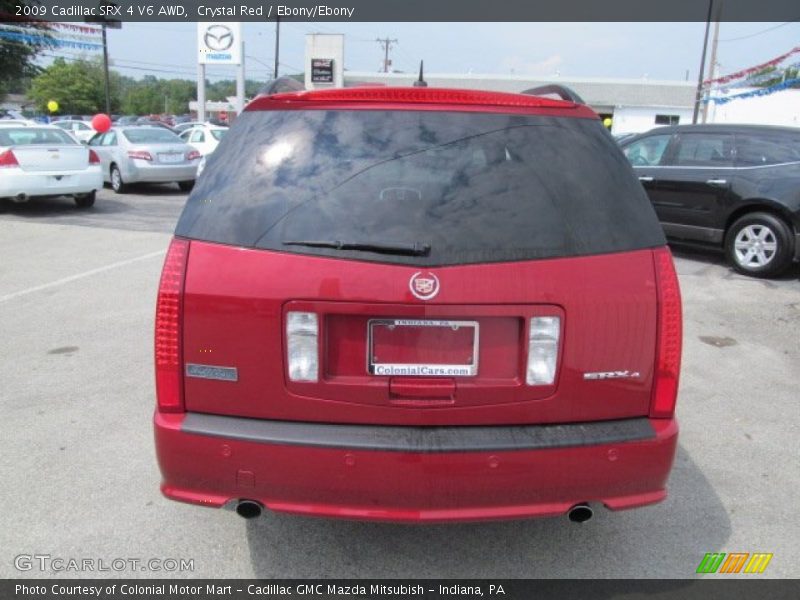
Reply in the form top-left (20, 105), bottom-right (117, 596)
top-left (719, 21), bottom-right (797, 42)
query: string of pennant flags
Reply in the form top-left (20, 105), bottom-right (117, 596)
top-left (0, 22), bottom-right (102, 51)
top-left (702, 45), bottom-right (800, 105)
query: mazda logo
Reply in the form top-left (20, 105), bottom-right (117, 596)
top-left (204, 25), bottom-right (234, 52)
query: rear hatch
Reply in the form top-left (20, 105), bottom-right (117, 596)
top-left (175, 99), bottom-right (666, 426)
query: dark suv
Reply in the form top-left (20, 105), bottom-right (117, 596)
top-left (154, 86), bottom-right (682, 523)
top-left (620, 124), bottom-right (800, 277)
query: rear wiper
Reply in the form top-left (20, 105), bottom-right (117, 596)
top-left (282, 240), bottom-right (431, 257)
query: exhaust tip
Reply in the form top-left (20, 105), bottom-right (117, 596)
top-left (235, 500), bottom-right (263, 520)
top-left (568, 503), bottom-right (593, 523)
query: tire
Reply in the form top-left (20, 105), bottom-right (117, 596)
top-left (725, 211), bottom-right (794, 278)
top-left (110, 165), bottom-right (127, 194)
top-left (178, 180), bottom-right (194, 192)
top-left (74, 191), bottom-right (95, 208)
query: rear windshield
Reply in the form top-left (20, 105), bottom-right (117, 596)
top-left (122, 128), bottom-right (180, 144)
top-left (0, 128), bottom-right (77, 146)
top-left (176, 109), bottom-right (665, 266)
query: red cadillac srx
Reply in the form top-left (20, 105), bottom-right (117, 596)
top-left (154, 85), bottom-right (682, 523)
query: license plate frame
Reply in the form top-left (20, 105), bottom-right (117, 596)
top-left (367, 319), bottom-right (479, 377)
top-left (158, 153), bottom-right (184, 164)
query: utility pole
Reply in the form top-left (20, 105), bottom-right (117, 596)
top-left (702, 18), bottom-right (721, 123)
top-left (101, 23), bottom-right (111, 114)
top-left (376, 37), bottom-right (398, 73)
top-left (692, 0), bottom-right (714, 124)
top-left (273, 18), bottom-right (280, 79)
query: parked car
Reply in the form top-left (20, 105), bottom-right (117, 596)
top-left (154, 85), bottom-right (683, 524)
top-left (117, 116), bottom-right (139, 126)
top-left (53, 119), bottom-right (97, 144)
top-left (179, 124), bottom-right (228, 156)
top-left (0, 119), bottom-right (35, 126)
top-left (0, 125), bottom-right (102, 207)
top-left (173, 121), bottom-right (205, 134)
top-left (88, 126), bottom-right (200, 193)
top-left (620, 124), bottom-right (800, 277)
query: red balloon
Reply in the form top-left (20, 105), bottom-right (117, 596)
top-left (91, 113), bottom-right (111, 133)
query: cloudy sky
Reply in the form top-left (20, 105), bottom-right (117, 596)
top-left (94, 21), bottom-right (800, 83)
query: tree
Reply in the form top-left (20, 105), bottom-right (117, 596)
top-left (29, 57), bottom-right (120, 114)
top-left (0, 0), bottom-right (54, 99)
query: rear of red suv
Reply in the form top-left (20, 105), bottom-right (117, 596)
top-left (154, 87), bottom-right (681, 523)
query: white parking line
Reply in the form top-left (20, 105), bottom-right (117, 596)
top-left (0, 249), bottom-right (166, 303)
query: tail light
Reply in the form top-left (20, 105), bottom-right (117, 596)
top-left (128, 150), bottom-right (152, 161)
top-left (155, 238), bottom-right (190, 413)
top-left (186, 150), bottom-right (201, 161)
top-left (526, 316), bottom-right (561, 385)
top-left (0, 149), bottom-right (19, 168)
top-left (651, 247), bottom-right (683, 418)
top-left (286, 312), bottom-right (318, 382)
top-left (88, 149), bottom-right (101, 164)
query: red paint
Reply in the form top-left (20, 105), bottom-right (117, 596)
top-left (155, 412), bottom-right (678, 523)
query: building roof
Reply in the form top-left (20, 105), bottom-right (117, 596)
top-left (342, 72), bottom-right (696, 109)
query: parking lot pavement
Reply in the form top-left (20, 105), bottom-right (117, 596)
top-left (0, 188), bottom-right (798, 579)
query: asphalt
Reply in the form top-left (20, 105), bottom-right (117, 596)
top-left (0, 186), bottom-right (798, 579)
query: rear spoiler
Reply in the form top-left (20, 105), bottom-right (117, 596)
top-left (521, 84), bottom-right (585, 105)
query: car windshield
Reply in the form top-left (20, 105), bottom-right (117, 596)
top-left (211, 129), bottom-right (227, 141)
top-left (0, 127), bottom-right (77, 146)
top-left (122, 128), bottom-right (180, 144)
top-left (177, 109), bottom-right (664, 266)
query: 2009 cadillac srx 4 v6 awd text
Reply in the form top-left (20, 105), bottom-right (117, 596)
top-left (154, 84), bottom-right (682, 523)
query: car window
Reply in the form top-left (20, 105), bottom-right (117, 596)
top-left (190, 130), bottom-right (205, 143)
top-left (122, 128), bottom-right (181, 144)
top-left (211, 129), bottom-right (227, 141)
top-left (177, 110), bottom-right (665, 266)
top-left (622, 135), bottom-right (671, 167)
top-left (76, 122), bottom-right (90, 131)
top-left (88, 133), bottom-right (105, 146)
top-left (735, 131), bottom-right (800, 166)
top-left (671, 133), bottom-right (733, 167)
top-left (101, 132), bottom-right (117, 146)
top-left (180, 130), bottom-right (191, 141)
top-left (0, 127), bottom-right (77, 146)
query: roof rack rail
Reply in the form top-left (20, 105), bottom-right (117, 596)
top-left (258, 77), bottom-right (305, 96)
top-left (521, 84), bottom-right (584, 105)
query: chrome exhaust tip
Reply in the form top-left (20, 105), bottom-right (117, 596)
top-left (567, 503), bottom-right (593, 523)
top-left (235, 500), bottom-right (263, 519)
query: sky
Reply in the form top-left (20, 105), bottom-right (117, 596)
top-left (55, 21), bottom-right (800, 84)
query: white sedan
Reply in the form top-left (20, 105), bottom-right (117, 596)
top-left (53, 119), bottom-right (97, 144)
top-left (179, 124), bottom-right (228, 156)
top-left (0, 125), bottom-right (103, 208)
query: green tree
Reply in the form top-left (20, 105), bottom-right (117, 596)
top-left (29, 57), bottom-right (120, 114)
top-left (0, 0), bottom-right (54, 99)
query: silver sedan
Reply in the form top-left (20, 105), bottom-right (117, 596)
top-left (88, 126), bottom-right (201, 193)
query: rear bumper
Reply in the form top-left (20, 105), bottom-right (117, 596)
top-left (125, 162), bottom-right (197, 183)
top-left (0, 168), bottom-right (102, 198)
top-left (155, 412), bottom-right (678, 523)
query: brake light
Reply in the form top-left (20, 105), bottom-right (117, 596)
top-left (0, 149), bottom-right (19, 168)
top-left (155, 238), bottom-right (189, 413)
top-left (254, 87), bottom-right (575, 109)
top-left (128, 150), bottom-right (152, 161)
top-left (526, 316), bottom-right (561, 385)
top-left (88, 149), bottom-right (101, 164)
top-left (186, 150), bottom-right (201, 161)
top-left (286, 312), bottom-right (318, 382)
top-left (651, 247), bottom-right (683, 418)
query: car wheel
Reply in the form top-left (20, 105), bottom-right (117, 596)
top-left (74, 191), bottom-right (95, 208)
top-left (110, 165), bottom-right (127, 194)
top-left (178, 180), bottom-right (194, 192)
top-left (725, 212), bottom-right (793, 278)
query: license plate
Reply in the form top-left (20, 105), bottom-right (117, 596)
top-left (368, 319), bottom-right (479, 377)
top-left (158, 153), bottom-right (183, 164)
